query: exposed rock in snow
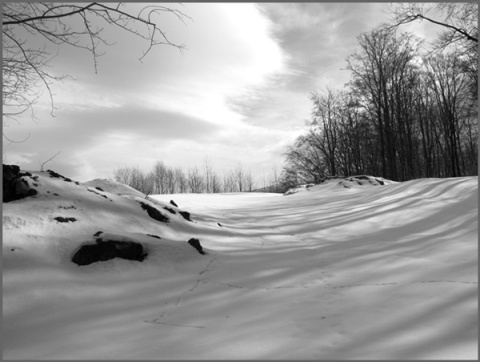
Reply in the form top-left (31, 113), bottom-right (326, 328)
top-left (187, 238), bottom-right (205, 255)
top-left (139, 201), bottom-right (170, 223)
top-left (46, 169), bottom-right (79, 184)
top-left (163, 206), bottom-right (177, 214)
top-left (337, 175), bottom-right (396, 188)
top-left (83, 178), bottom-right (146, 198)
top-left (72, 237), bottom-right (147, 266)
top-left (179, 210), bottom-right (193, 222)
top-left (3, 164), bottom-right (39, 202)
top-left (284, 183), bottom-right (315, 195)
top-left (54, 216), bottom-right (77, 223)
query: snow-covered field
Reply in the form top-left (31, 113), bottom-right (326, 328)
top-left (3, 172), bottom-right (478, 359)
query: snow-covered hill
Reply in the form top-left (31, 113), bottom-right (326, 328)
top-left (284, 175), bottom-right (398, 195)
top-left (3, 170), bottom-right (478, 359)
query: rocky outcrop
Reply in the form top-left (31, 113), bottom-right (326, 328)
top-left (3, 165), bottom-right (38, 203)
top-left (72, 239), bottom-right (147, 266)
top-left (138, 201), bottom-right (170, 223)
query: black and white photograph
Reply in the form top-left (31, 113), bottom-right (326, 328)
top-left (2, 2), bottom-right (478, 359)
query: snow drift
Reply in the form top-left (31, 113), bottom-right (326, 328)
top-left (3, 169), bottom-right (478, 359)
top-left (284, 175), bottom-right (397, 195)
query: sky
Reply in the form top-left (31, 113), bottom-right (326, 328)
top-left (3, 3), bottom-right (440, 184)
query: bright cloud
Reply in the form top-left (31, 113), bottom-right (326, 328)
top-left (3, 3), bottom-right (441, 183)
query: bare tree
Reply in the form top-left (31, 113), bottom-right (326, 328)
top-left (187, 166), bottom-right (204, 193)
top-left (211, 173), bottom-right (222, 193)
top-left (3, 3), bottom-right (190, 130)
top-left (387, 3), bottom-right (478, 45)
top-left (202, 156), bottom-right (213, 193)
top-left (234, 162), bottom-right (246, 192)
top-left (175, 167), bottom-right (187, 193)
top-left (223, 171), bottom-right (237, 193)
top-left (245, 169), bottom-right (255, 192)
top-left (152, 161), bottom-right (168, 194)
top-left (165, 168), bottom-right (177, 194)
top-left (113, 166), bottom-right (131, 185)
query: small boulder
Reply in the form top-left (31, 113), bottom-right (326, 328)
top-left (55, 216), bottom-right (77, 223)
top-left (179, 211), bottom-right (193, 222)
top-left (147, 234), bottom-right (161, 239)
top-left (163, 206), bottom-right (176, 214)
top-left (170, 200), bottom-right (178, 207)
top-left (139, 202), bottom-right (170, 223)
top-left (72, 240), bottom-right (147, 266)
top-left (187, 238), bottom-right (205, 255)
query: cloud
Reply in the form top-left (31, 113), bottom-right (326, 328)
top-left (224, 3), bottom-right (395, 131)
top-left (46, 3), bottom-right (289, 126)
top-left (59, 105), bottom-right (222, 141)
top-left (5, 3), bottom-right (441, 184)
top-left (4, 103), bottom-right (222, 180)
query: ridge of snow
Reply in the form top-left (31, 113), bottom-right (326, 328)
top-left (284, 175), bottom-right (398, 195)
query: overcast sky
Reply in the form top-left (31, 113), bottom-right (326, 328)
top-left (3, 3), bottom-right (439, 183)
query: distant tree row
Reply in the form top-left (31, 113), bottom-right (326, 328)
top-left (113, 159), bottom-right (286, 195)
top-left (284, 4), bottom-right (477, 184)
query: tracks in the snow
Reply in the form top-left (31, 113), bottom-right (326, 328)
top-left (144, 255), bottom-right (218, 329)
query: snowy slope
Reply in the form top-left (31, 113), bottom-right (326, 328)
top-left (3, 171), bottom-right (478, 359)
top-left (284, 175), bottom-right (397, 195)
top-left (82, 178), bottom-right (147, 198)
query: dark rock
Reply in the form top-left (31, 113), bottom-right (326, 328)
top-left (179, 211), bottom-right (193, 222)
top-left (59, 205), bottom-right (76, 210)
top-left (87, 188), bottom-right (109, 199)
top-left (139, 202), bottom-right (170, 223)
top-left (147, 234), bottom-right (161, 239)
top-left (187, 238), bottom-right (205, 255)
top-left (217, 223), bottom-right (222, 227)
top-left (163, 206), bottom-right (176, 214)
top-left (72, 240), bottom-right (147, 266)
top-left (15, 179), bottom-right (37, 196)
top-left (375, 178), bottom-right (384, 185)
top-left (46, 169), bottom-right (72, 182)
top-left (93, 231), bottom-right (103, 237)
top-left (95, 187), bottom-right (104, 191)
top-left (3, 164), bottom-right (38, 203)
top-left (170, 200), bottom-right (178, 207)
top-left (55, 217), bottom-right (77, 223)
top-left (3, 165), bottom-right (20, 199)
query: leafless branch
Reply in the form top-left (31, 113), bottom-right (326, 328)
top-left (40, 150), bottom-right (62, 171)
top-left (2, 2), bottom-right (190, 138)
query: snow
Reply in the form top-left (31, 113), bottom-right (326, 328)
top-left (3, 170), bottom-right (478, 359)
top-left (284, 175), bottom-right (398, 195)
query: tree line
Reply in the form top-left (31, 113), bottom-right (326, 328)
top-left (283, 3), bottom-right (477, 184)
top-left (113, 159), bottom-right (285, 195)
